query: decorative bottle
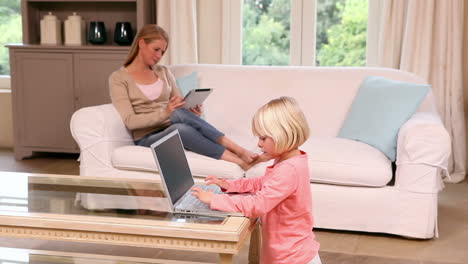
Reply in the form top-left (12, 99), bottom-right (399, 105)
top-left (114, 22), bottom-right (134, 45)
top-left (88, 21), bottom-right (107, 45)
top-left (64, 12), bottom-right (85, 45)
top-left (40, 12), bottom-right (62, 45)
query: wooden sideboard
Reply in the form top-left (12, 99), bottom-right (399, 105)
top-left (8, 45), bottom-right (128, 159)
top-left (9, 0), bottom-right (155, 159)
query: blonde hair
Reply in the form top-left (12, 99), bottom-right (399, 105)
top-left (252, 97), bottom-right (310, 153)
top-left (124, 24), bottom-right (169, 66)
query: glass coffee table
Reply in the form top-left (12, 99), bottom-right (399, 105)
top-left (0, 246), bottom-right (209, 264)
top-left (0, 172), bottom-right (255, 264)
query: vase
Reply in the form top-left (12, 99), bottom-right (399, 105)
top-left (114, 22), bottom-right (134, 46)
top-left (88, 21), bottom-right (107, 45)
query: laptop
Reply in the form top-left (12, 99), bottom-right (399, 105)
top-left (150, 129), bottom-right (243, 217)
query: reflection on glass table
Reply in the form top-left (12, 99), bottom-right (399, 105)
top-left (0, 172), bottom-right (225, 225)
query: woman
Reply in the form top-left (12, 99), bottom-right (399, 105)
top-left (109, 24), bottom-right (257, 170)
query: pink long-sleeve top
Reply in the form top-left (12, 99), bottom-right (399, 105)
top-left (210, 151), bottom-right (320, 264)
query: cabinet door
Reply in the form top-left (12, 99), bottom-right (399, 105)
top-left (14, 52), bottom-right (76, 149)
top-left (74, 52), bottom-right (127, 109)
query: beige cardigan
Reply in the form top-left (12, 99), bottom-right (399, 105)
top-left (109, 65), bottom-right (182, 141)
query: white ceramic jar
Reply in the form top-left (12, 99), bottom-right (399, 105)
top-left (64, 12), bottom-right (86, 45)
top-left (40, 12), bottom-right (62, 45)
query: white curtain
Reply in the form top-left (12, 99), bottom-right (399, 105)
top-left (156, 0), bottom-right (198, 65)
top-left (376, 0), bottom-right (466, 183)
top-left (199, 0), bottom-right (242, 64)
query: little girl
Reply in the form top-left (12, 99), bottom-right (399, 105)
top-left (192, 97), bottom-right (321, 264)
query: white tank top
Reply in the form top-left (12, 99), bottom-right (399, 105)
top-left (136, 79), bottom-right (163, 101)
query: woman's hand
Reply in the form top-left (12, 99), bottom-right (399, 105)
top-left (205, 175), bottom-right (230, 190)
top-left (166, 96), bottom-right (185, 115)
top-left (191, 187), bottom-right (214, 204)
top-left (189, 104), bottom-right (203, 116)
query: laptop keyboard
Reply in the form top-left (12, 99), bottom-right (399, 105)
top-left (177, 184), bottom-right (222, 211)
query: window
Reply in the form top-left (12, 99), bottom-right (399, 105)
top-left (242, 0), bottom-right (291, 66)
top-left (0, 0), bottom-right (22, 77)
top-left (242, 0), bottom-right (368, 66)
top-left (316, 0), bottom-right (368, 66)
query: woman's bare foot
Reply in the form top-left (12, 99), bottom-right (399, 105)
top-left (238, 153), bottom-right (273, 171)
top-left (217, 137), bottom-right (259, 163)
top-left (221, 150), bottom-right (256, 171)
top-left (239, 161), bottom-right (255, 171)
top-left (257, 153), bottom-right (272, 162)
top-left (240, 150), bottom-right (259, 164)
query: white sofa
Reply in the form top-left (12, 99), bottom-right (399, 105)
top-left (71, 64), bottom-right (451, 239)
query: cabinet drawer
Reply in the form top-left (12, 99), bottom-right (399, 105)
top-left (73, 53), bottom-right (127, 109)
top-left (14, 52), bottom-right (76, 149)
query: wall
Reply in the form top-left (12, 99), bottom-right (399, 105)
top-left (464, 2), bottom-right (468, 169)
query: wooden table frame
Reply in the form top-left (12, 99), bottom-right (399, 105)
top-left (0, 173), bottom-right (257, 264)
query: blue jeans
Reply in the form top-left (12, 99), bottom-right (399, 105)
top-left (135, 108), bottom-right (226, 159)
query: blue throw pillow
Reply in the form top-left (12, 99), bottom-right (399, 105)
top-left (176, 71), bottom-right (198, 96)
top-left (175, 71), bottom-right (206, 119)
top-left (338, 76), bottom-right (430, 161)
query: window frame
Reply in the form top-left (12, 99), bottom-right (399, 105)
top-left (0, 76), bottom-right (11, 90)
top-left (290, 0), bottom-right (316, 66)
top-left (0, 0), bottom-right (22, 87)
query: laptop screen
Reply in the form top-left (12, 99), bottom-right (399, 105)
top-left (150, 130), bottom-right (195, 206)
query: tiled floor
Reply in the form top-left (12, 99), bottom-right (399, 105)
top-left (0, 149), bottom-right (467, 263)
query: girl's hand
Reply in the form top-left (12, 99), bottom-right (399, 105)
top-left (205, 175), bottom-right (229, 190)
top-left (166, 96), bottom-right (185, 115)
top-left (189, 104), bottom-right (203, 116)
top-left (191, 187), bottom-right (213, 204)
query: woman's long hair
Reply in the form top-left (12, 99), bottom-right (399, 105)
top-left (123, 24), bottom-right (169, 67)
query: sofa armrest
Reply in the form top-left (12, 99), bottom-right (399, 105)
top-left (395, 112), bottom-right (451, 193)
top-left (70, 104), bottom-right (134, 175)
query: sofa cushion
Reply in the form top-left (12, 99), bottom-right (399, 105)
top-left (176, 71), bottom-right (198, 96)
top-left (246, 137), bottom-right (393, 187)
top-left (338, 76), bottom-right (430, 161)
top-left (112, 145), bottom-right (244, 179)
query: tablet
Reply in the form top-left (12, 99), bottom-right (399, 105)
top-left (183, 88), bottom-right (213, 109)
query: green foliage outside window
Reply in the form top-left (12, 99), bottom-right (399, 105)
top-left (243, 0), bottom-right (290, 65)
top-left (242, 0), bottom-right (367, 67)
top-left (316, 0), bottom-right (368, 66)
top-left (0, 0), bottom-right (22, 75)
top-left (316, 0), bottom-right (345, 51)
